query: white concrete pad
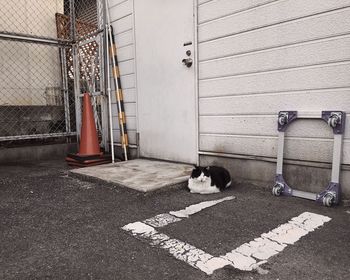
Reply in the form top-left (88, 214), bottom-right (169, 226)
top-left (69, 159), bottom-right (193, 192)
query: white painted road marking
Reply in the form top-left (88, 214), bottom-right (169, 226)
top-left (143, 213), bottom-right (182, 228)
top-left (169, 196), bottom-right (235, 218)
top-left (142, 196), bottom-right (235, 227)
top-left (220, 212), bottom-right (331, 272)
top-left (122, 198), bottom-right (331, 275)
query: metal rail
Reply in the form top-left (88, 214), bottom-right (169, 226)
top-left (0, 32), bottom-right (71, 46)
top-left (0, 132), bottom-right (76, 142)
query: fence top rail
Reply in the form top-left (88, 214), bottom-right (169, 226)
top-left (0, 32), bottom-right (72, 46)
top-left (0, 132), bottom-right (77, 142)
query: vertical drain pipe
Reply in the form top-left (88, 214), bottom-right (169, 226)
top-left (105, 0), bottom-right (129, 160)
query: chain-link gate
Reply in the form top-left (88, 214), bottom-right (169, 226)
top-left (0, 0), bottom-right (108, 149)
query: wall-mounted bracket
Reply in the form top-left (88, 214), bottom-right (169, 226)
top-left (278, 111), bottom-right (297, 132)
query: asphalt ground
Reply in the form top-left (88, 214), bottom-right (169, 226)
top-left (1, 159), bottom-right (349, 280)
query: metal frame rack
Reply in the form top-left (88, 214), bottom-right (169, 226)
top-left (272, 111), bottom-right (346, 207)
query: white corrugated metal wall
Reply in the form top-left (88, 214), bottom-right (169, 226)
top-left (108, 0), bottom-right (137, 149)
top-left (109, 0), bottom-right (350, 195)
top-left (197, 0), bottom-right (350, 195)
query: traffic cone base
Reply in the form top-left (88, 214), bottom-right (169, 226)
top-left (66, 93), bottom-right (111, 167)
top-left (65, 154), bottom-right (111, 167)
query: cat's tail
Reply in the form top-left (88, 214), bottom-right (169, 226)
top-left (225, 180), bottom-right (232, 188)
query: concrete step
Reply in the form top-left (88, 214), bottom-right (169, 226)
top-left (69, 158), bottom-right (193, 192)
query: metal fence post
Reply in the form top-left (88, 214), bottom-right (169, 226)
top-left (97, 0), bottom-right (109, 152)
top-left (70, 0), bottom-right (82, 142)
top-left (60, 47), bottom-right (71, 134)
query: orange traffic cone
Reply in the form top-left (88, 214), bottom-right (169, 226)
top-left (79, 93), bottom-right (100, 156)
top-left (66, 93), bottom-right (111, 167)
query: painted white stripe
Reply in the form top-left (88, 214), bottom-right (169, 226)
top-left (122, 198), bottom-right (331, 275)
top-left (143, 197), bottom-right (235, 227)
top-left (219, 212), bottom-right (331, 273)
top-left (169, 196), bottom-right (235, 218)
top-left (143, 213), bottom-right (182, 228)
top-left (122, 221), bottom-right (216, 272)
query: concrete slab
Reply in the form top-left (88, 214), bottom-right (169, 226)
top-left (69, 159), bottom-right (193, 192)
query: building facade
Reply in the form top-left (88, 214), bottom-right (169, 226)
top-left (108, 0), bottom-right (350, 198)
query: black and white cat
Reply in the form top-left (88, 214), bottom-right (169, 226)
top-left (188, 165), bottom-right (231, 194)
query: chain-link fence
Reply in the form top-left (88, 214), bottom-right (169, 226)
top-left (73, 0), bottom-right (107, 147)
top-left (0, 0), bottom-right (107, 147)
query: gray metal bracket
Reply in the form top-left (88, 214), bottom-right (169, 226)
top-left (321, 111), bottom-right (346, 134)
top-left (272, 110), bottom-right (345, 207)
top-left (278, 111), bottom-right (297, 132)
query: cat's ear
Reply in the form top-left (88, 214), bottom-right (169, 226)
top-left (193, 164), bottom-right (198, 169)
top-left (206, 166), bottom-right (210, 171)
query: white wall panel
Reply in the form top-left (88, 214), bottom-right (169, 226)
top-left (109, 0), bottom-right (128, 8)
top-left (200, 35), bottom-right (350, 79)
top-left (120, 74), bottom-right (136, 89)
top-left (199, 0), bottom-right (350, 42)
top-left (198, 0), bottom-right (276, 24)
top-left (111, 14), bottom-right (133, 34)
top-left (200, 115), bottom-right (350, 139)
top-left (117, 45), bottom-right (134, 62)
top-left (114, 30), bottom-right (134, 47)
top-left (110, 0), bottom-right (132, 22)
top-left (197, 0), bottom-right (350, 165)
top-left (199, 62), bottom-right (350, 97)
top-left (198, 0), bottom-right (214, 5)
top-left (199, 8), bottom-right (350, 61)
top-left (200, 89), bottom-right (350, 115)
top-left (108, 0), bottom-right (137, 146)
top-left (200, 134), bottom-right (350, 163)
top-left (118, 59), bottom-right (135, 76)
